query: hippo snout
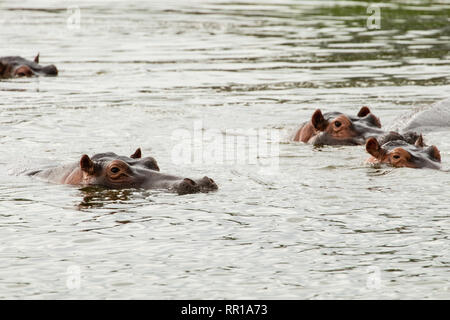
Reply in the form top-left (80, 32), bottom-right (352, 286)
top-left (41, 65), bottom-right (58, 76)
top-left (176, 178), bottom-right (201, 195)
top-left (175, 176), bottom-right (218, 195)
top-left (196, 176), bottom-right (218, 192)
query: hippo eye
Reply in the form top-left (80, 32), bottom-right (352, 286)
top-left (334, 121), bottom-right (342, 128)
top-left (110, 167), bottom-right (120, 174)
top-left (393, 155), bottom-right (400, 160)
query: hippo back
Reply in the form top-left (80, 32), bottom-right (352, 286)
top-left (388, 98), bottom-right (450, 133)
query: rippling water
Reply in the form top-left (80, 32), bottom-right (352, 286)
top-left (1, 0), bottom-right (449, 299)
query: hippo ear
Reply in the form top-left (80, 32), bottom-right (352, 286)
top-left (366, 137), bottom-right (383, 158)
top-left (311, 109), bottom-right (328, 131)
top-left (130, 148), bottom-right (142, 159)
top-left (414, 134), bottom-right (425, 148)
top-left (34, 53), bottom-right (39, 64)
top-left (358, 106), bottom-right (381, 128)
top-left (148, 157), bottom-right (160, 171)
top-left (80, 154), bottom-right (95, 174)
top-left (426, 145), bottom-right (441, 162)
top-left (357, 106), bottom-right (371, 117)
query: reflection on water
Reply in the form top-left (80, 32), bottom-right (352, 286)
top-left (77, 187), bottom-right (134, 209)
top-left (0, 0), bottom-right (449, 299)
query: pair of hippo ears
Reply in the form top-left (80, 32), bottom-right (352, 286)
top-left (365, 137), bottom-right (441, 162)
top-left (311, 106), bottom-right (380, 130)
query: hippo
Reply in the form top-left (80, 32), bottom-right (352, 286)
top-left (365, 135), bottom-right (441, 169)
top-left (0, 54), bottom-right (58, 78)
top-left (292, 106), bottom-right (384, 146)
top-left (26, 148), bottom-right (218, 195)
top-left (388, 98), bottom-right (450, 133)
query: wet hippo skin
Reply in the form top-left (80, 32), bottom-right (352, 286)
top-left (26, 148), bottom-right (218, 195)
top-left (388, 98), bottom-right (450, 133)
top-left (0, 54), bottom-right (58, 78)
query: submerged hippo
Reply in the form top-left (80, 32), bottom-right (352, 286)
top-left (388, 98), bottom-right (450, 133)
top-left (27, 148), bottom-right (218, 195)
top-left (365, 135), bottom-right (441, 169)
top-left (0, 54), bottom-right (58, 78)
top-left (292, 106), bottom-right (383, 145)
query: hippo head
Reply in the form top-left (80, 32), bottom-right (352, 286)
top-left (365, 137), bottom-right (441, 169)
top-left (73, 148), bottom-right (218, 195)
top-left (307, 106), bottom-right (383, 146)
top-left (0, 54), bottom-right (58, 78)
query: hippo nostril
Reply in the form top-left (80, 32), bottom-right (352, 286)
top-left (176, 178), bottom-right (200, 195)
top-left (183, 178), bottom-right (197, 186)
top-left (202, 176), bottom-right (214, 183)
top-left (176, 177), bottom-right (217, 195)
top-left (43, 65), bottom-right (58, 76)
top-left (198, 176), bottom-right (218, 191)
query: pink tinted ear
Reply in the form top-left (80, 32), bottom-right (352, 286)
top-left (311, 109), bottom-right (328, 131)
top-left (130, 148), bottom-right (142, 159)
top-left (366, 137), bottom-right (383, 158)
top-left (80, 154), bottom-right (95, 174)
top-left (34, 53), bottom-right (40, 64)
top-left (357, 106), bottom-right (371, 117)
top-left (359, 106), bottom-right (381, 128)
top-left (426, 146), bottom-right (441, 162)
top-left (414, 134), bottom-right (424, 148)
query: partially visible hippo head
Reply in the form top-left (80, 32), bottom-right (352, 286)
top-left (365, 136), bottom-right (441, 169)
top-left (299, 106), bottom-right (383, 146)
top-left (0, 54), bottom-right (58, 78)
top-left (376, 131), bottom-right (424, 146)
top-left (72, 148), bottom-right (218, 195)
